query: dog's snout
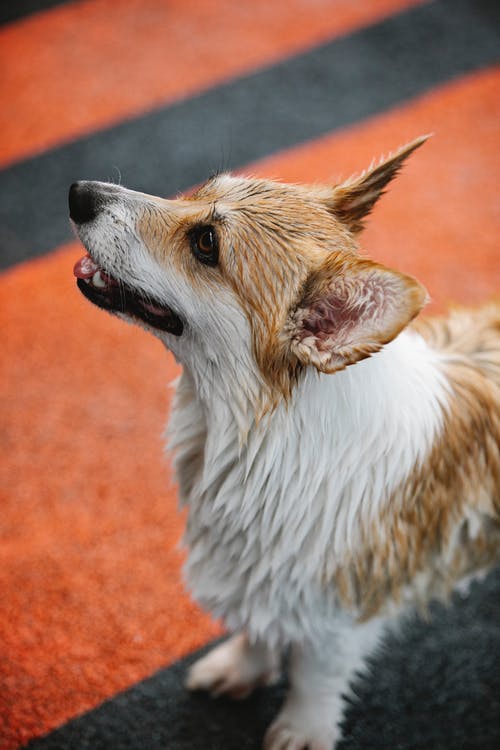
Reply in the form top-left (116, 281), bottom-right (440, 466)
top-left (69, 182), bottom-right (99, 224)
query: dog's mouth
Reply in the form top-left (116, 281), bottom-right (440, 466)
top-left (73, 254), bottom-right (184, 336)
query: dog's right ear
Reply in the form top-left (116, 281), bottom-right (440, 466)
top-left (285, 252), bottom-right (427, 374)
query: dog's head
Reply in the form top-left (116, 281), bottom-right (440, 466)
top-left (71, 137), bottom-right (428, 408)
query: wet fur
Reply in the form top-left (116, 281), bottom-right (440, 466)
top-left (72, 138), bottom-right (500, 749)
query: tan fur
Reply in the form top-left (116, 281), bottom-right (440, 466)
top-left (134, 139), bottom-right (430, 409)
top-left (335, 305), bottom-right (500, 617)
top-left (327, 135), bottom-right (429, 233)
top-left (136, 177), bottom-right (361, 406)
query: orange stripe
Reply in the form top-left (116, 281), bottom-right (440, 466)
top-left (0, 246), bottom-right (221, 749)
top-left (0, 0), bottom-right (423, 167)
top-left (1, 69), bottom-right (498, 748)
top-left (247, 67), bottom-right (500, 312)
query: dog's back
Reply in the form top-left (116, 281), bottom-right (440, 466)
top-left (415, 304), bottom-right (500, 523)
top-left (416, 304), bottom-right (500, 385)
top-left (333, 304), bottom-right (500, 617)
top-left (415, 305), bottom-right (500, 576)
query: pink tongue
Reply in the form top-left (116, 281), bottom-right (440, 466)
top-left (142, 300), bottom-right (168, 316)
top-left (74, 254), bottom-right (99, 279)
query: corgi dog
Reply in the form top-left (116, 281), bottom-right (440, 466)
top-left (71, 137), bottom-right (500, 750)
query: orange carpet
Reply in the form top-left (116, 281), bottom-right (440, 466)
top-left (0, 0), bottom-right (423, 167)
top-left (1, 1), bottom-right (499, 748)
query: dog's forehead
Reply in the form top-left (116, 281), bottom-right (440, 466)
top-left (190, 173), bottom-right (308, 209)
top-left (192, 173), bottom-right (266, 199)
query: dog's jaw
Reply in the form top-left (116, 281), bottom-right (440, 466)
top-left (74, 252), bottom-right (184, 335)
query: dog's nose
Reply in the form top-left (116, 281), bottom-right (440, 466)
top-left (69, 182), bottom-right (98, 224)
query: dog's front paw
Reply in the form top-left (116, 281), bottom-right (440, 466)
top-left (263, 719), bottom-right (338, 750)
top-left (263, 714), bottom-right (338, 750)
top-left (186, 634), bottom-right (279, 700)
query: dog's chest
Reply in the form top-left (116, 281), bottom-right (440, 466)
top-left (169, 335), bottom-right (448, 643)
top-left (173, 396), bottom-right (398, 643)
top-left (181, 425), bottom-right (339, 646)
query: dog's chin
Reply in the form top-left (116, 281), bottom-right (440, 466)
top-left (74, 254), bottom-right (184, 336)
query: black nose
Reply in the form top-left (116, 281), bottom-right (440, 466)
top-left (69, 182), bottom-right (98, 224)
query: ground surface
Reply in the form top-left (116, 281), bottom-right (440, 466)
top-left (1, 1), bottom-right (499, 748)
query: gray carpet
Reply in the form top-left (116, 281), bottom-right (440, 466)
top-left (25, 567), bottom-right (500, 750)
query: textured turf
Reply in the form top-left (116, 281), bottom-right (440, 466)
top-left (22, 568), bottom-right (500, 750)
top-left (2, 66), bottom-right (499, 747)
top-left (1, 1), bottom-right (499, 748)
top-left (0, 0), bottom-right (421, 168)
top-left (0, 0), bottom-right (68, 26)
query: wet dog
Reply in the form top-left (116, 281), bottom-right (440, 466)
top-left (71, 138), bottom-right (500, 749)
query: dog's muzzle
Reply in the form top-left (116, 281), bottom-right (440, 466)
top-left (70, 182), bottom-right (184, 336)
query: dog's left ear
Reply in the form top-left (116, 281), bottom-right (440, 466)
top-left (287, 253), bottom-right (428, 374)
top-left (326, 135), bottom-right (429, 233)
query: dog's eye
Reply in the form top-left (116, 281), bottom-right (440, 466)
top-left (190, 225), bottom-right (218, 267)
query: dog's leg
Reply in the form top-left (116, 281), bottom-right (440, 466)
top-left (186, 632), bottom-right (281, 699)
top-left (263, 617), bottom-right (386, 750)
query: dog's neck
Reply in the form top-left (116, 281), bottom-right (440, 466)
top-left (190, 326), bottom-right (446, 443)
top-left (173, 328), bottom-right (448, 533)
top-left (165, 305), bottom-right (273, 436)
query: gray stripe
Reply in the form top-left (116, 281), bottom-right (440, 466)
top-left (0, 1), bottom-right (69, 26)
top-left (21, 567), bottom-right (500, 749)
top-left (1, 0), bottom-right (499, 268)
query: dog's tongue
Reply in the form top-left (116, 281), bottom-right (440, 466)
top-left (74, 254), bottom-right (99, 279)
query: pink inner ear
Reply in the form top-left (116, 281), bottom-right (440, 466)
top-left (290, 260), bottom-right (425, 371)
top-left (300, 273), bottom-right (395, 348)
top-left (301, 296), bottom-right (361, 347)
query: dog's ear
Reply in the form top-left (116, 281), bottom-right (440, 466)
top-left (325, 135), bottom-right (429, 233)
top-left (287, 253), bottom-right (427, 374)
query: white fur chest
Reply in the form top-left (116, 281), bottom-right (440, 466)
top-left (168, 331), bottom-right (448, 647)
